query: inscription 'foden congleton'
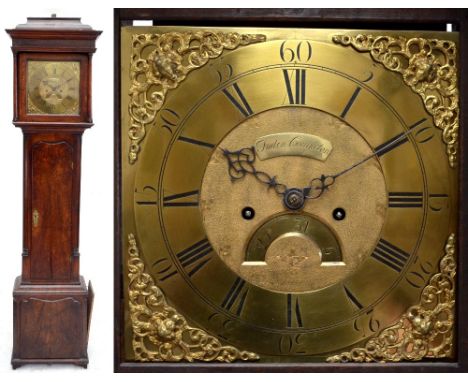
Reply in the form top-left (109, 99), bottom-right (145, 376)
top-left (255, 133), bottom-right (332, 161)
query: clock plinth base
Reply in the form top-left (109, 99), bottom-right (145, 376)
top-left (12, 276), bottom-right (93, 369)
top-left (11, 357), bottom-right (89, 370)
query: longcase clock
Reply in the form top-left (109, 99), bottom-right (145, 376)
top-left (7, 16), bottom-right (101, 368)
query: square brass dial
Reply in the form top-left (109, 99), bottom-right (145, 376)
top-left (120, 25), bottom-right (459, 364)
top-left (27, 60), bottom-right (80, 115)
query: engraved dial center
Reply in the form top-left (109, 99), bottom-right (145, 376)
top-left (39, 77), bottom-right (68, 105)
top-left (200, 107), bottom-right (388, 292)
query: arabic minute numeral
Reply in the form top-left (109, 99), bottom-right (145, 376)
top-left (353, 310), bottom-right (381, 337)
top-left (405, 260), bottom-right (433, 289)
top-left (279, 41), bottom-right (312, 63)
top-left (429, 193), bottom-right (449, 212)
top-left (152, 258), bottom-right (178, 282)
top-left (135, 185), bottom-right (158, 206)
top-left (278, 334), bottom-right (305, 355)
top-left (158, 108), bottom-right (180, 135)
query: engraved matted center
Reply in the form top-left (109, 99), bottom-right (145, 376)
top-left (200, 107), bottom-right (387, 293)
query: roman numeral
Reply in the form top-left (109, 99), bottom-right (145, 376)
top-left (340, 86), bottom-right (362, 118)
top-left (371, 239), bottom-right (410, 273)
top-left (137, 200), bottom-right (157, 205)
top-left (344, 286), bottom-right (363, 310)
top-left (287, 294), bottom-right (303, 328)
top-left (178, 136), bottom-right (215, 149)
top-left (176, 238), bottom-right (213, 277)
top-left (221, 277), bottom-right (249, 317)
top-left (222, 83), bottom-right (253, 117)
top-left (283, 69), bottom-right (306, 105)
top-left (163, 190), bottom-right (199, 207)
top-left (375, 132), bottom-right (408, 157)
top-left (388, 192), bottom-right (423, 208)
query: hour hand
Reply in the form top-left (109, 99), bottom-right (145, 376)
top-left (222, 147), bottom-right (256, 181)
top-left (221, 147), bottom-right (287, 194)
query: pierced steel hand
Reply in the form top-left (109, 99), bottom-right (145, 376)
top-left (221, 124), bottom-right (419, 210)
top-left (221, 147), bottom-right (288, 195)
top-left (222, 147), bottom-right (319, 210)
top-left (307, 123), bottom-right (421, 199)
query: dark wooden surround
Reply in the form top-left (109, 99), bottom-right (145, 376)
top-left (114, 9), bottom-right (468, 372)
top-left (7, 17), bottom-right (101, 369)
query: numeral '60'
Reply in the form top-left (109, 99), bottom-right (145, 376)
top-left (280, 41), bottom-right (312, 63)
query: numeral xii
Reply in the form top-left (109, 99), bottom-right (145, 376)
top-left (283, 69), bottom-right (306, 105)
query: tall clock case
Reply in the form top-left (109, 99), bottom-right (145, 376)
top-left (120, 26), bottom-right (458, 364)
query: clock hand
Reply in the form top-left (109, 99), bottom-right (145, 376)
top-left (222, 123), bottom-right (418, 209)
top-left (51, 84), bottom-right (62, 92)
top-left (221, 147), bottom-right (288, 196)
top-left (222, 147), bottom-right (318, 210)
top-left (222, 147), bottom-right (315, 210)
top-left (306, 123), bottom-right (421, 199)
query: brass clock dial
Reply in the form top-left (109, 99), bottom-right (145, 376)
top-left (122, 27), bottom-right (457, 362)
top-left (27, 60), bottom-right (80, 115)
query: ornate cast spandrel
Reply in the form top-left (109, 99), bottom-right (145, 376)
top-left (128, 31), bottom-right (266, 164)
top-left (327, 233), bottom-right (456, 363)
top-left (127, 233), bottom-right (259, 362)
top-left (333, 34), bottom-right (459, 168)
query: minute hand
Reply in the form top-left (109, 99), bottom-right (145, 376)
top-left (329, 124), bottom-right (420, 180)
top-left (307, 124), bottom-right (420, 199)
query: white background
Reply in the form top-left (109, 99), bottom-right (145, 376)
top-left (0, 1), bottom-right (465, 381)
